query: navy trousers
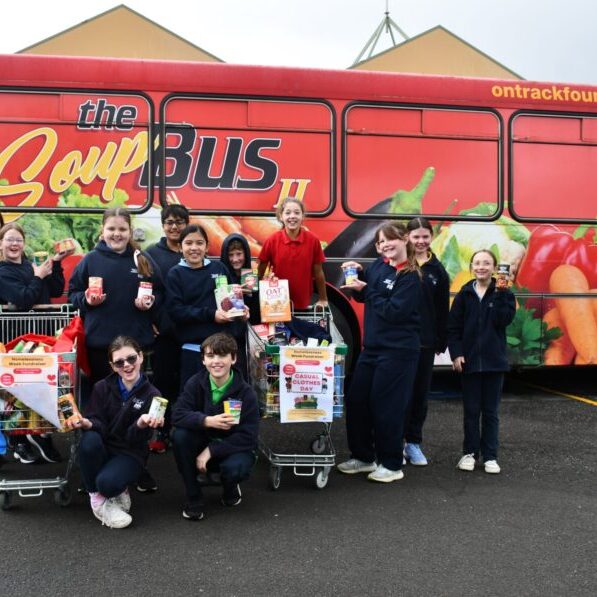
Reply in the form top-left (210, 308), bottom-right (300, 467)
top-left (345, 349), bottom-right (418, 471)
top-left (404, 347), bottom-right (435, 445)
top-left (461, 372), bottom-right (503, 461)
top-left (172, 427), bottom-right (254, 503)
top-left (79, 431), bottom-right (144, 497)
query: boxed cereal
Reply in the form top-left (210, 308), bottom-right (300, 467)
top-left (259, 279), bottom-right (291, 323)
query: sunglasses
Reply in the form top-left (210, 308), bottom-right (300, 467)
top-left (164, 219), bottom-right (187, 227)
top-left (112, 354), bottom-right (139, 369)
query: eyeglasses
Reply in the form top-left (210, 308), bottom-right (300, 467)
top-left (3, 238), bottom-right (24, 244)
top-left (112, 354), bottom-right (138, 369)
top-left (164, 219), bottom-right (187, 228)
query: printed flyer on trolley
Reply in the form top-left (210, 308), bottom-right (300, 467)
top-left (279, 345), bottom-right (335, 423)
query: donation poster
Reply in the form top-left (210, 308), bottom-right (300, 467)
top-left (0, 353), bottom-right (60, 427)
top-left (279, 346), bottom-right (334, 423)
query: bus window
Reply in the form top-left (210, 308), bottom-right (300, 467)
top-left (0, 90), bottom-right (153, 212)
top-left (510, 113), bottom-right (597, 222)
top-left (343, 104), bottom-right (501, 219)
top-left (161, 96), bottom-right (334, 214)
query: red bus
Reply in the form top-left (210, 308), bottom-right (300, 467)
top-left (1, 53), bottom-right (597, 368)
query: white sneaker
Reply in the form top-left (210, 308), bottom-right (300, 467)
top-left (92, 498), bottom-right (133, 528)
top-left (484, 460), bottom-right (501, 474)
top-left (456, 454), bottom-right (476, 471)
top-left (337, 458), bottom-right (377, 474)
top-left (367, 465), bottom-right (404, 483)
top-left (112, 489), bottom-right (131, 513)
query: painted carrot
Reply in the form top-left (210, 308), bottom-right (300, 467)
top-left (189, 216), bottom-right (229, 256)
top-left (216, 216), bottom-right (243, 235)
top-left (238, 217), bottom-right (282, 245)
top-left (549, 265), bottom-right (597, 363)
top-left (542, 307), bottom-right (575, 366)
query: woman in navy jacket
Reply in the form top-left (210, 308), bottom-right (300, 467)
top-left (448, 249), bottom-right (516, 474)
top-left (337, 222), bottom-right (422, 483)
top-left (67, 335), bottom-right (163, 529)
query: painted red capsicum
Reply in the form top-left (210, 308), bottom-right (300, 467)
top-left (517, 224), bottom-right (597, 293)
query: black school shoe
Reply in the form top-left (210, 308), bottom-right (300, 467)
top-left (27, 434), bottom-right (62, 463)
top-left (136, 468), bottom-right (158, 493)
top-left (221, 483), bottom-right (242, 507)
top-left (182, 501), bottom-right (205, 521)
top-left (13, 440), bottom-right (39, 464)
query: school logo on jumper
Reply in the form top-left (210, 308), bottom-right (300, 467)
top-left (383, 278), bottom-right (395, 290)
top-left (132, 398), bottom-right (144, 410)
top-left (427, 273), bottom-right (438, 286)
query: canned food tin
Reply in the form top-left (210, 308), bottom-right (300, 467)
top-left (148, 396), bottom-right (168, 420)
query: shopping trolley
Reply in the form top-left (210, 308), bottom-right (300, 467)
top-left (249, 307), bottom-right (346, 490)
top-left (0, 305), bottom-right (80, 510)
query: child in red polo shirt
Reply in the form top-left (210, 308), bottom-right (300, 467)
top-left (257, 197), bottom-right (328, 310)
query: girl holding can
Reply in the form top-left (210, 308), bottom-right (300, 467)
top-left (68, 208), bottom-right (164, 388)
top-left (337, 222), bottom-right (421, 483)
top-left (447, 249), bottom-right (515, 474)
top-left (66, 335), bottom-right (163, 529)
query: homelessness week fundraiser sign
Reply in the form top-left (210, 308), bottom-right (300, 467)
top-left (279, 346), bottom-right (334, 423)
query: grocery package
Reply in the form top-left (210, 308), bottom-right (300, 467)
top-left (259, 279), bottom-right (291, 323)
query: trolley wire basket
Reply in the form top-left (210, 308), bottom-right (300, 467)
top-left (249, 307), bottom-right (346, 490)
top-left (0, 304), bottom-right (81, 510)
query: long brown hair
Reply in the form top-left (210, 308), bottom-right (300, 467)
top-left (102, 208), bottom-right (153, 278)
top-left (108, 335), bottom-right (143, 362)
top-left (375, 221), bottom-right (420, 275)
top-left (0, 223), bottom-right (26, 262)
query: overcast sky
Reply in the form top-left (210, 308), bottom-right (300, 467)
top-left (3, 0), bottom-right (596, 85)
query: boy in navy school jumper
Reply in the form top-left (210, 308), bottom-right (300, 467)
top-left (448, 249), bottom-right (516, 474)
top-left (145, 204), bottom-right (190, 453)
top-left (166, 224), bottom-right (248, 389)
top-left (338, 222), bottom-right (421, 483)
top-left (172, 333), bottom-right (259, 521)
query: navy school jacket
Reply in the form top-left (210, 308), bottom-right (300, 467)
top-left (172, 368), bottom-right (259, 459)
top-left (68, 241), bottom-right (164, 349)
top-left (83, 373), bottom-right (159, 464)
top-left (419, 253), bottom-right (450, 352)
top-left (0, 259), bottom-right (64, 311)
top-left (352, 259), bottom-right (421, 356)
top-left (447, 278), bottom-right (516, 373)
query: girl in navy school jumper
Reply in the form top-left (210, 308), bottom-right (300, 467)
top-left (338, 222), bottom-right (422, 483)
top-left (67, 335), bottom-right (163, 529)
top-left (0, 222), bottom-right (69, 465)
top-left (68, 208), bottom-right (164, 388)
top-left (448, 249), bottom-right (516, 475)
top-left (403, 217), bottom-right (450, 467)
top-left (166, 224), bottom-right (249, 389)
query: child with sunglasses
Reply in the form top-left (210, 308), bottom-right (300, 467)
top-left (66, 335), bottom-right (163, 529)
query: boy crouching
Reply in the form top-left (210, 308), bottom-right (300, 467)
top-left (172, 333), bottom-right (259, 520)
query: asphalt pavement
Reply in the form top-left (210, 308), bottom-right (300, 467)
top-left (1, 377), bottom-right (595, 597)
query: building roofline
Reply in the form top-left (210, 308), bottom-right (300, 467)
top-left (350, 24), bottom-right (523, 80)
top-left (17, 3), bottom-right (224, 62)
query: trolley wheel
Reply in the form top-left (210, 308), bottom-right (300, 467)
top-left (310, 435), bottom-right (328, 455)
top-left (0, 491), bottom-right (13, 511)
top-left (54, 486), bottom-right (72, 507)
top-left (314, 467), bottom-right (329, 489)
top-left (269, 466), bottom-right (282, 491)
